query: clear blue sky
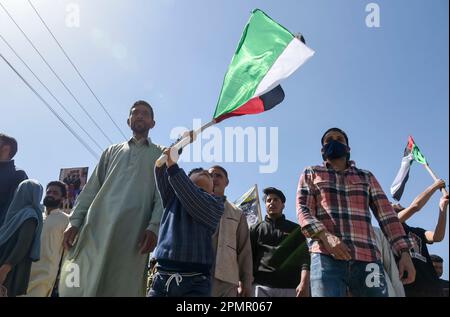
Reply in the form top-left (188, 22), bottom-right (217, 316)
top-left (1, 1), bottom-right (448, 278)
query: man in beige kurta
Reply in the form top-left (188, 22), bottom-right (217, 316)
top-left (26, 181), bottom-right (69, 297)
top-left (209, 166), bottom-right (253, 297)
top-left (59, 101), bottom-right (164, 297)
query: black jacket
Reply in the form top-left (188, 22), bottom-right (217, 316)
top-left (250, 214), bottom-right (310, 289)
top-left (0, 160), bottom-right (28, 226)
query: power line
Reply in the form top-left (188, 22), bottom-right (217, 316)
top-left (1, 33), bottom-right (104, 152)
top-left (28, 0), bottom-right (128, 140)
top-left (0, 1), bottom-right (114, 145)
top-left (1, 53), bottom-right (100, 159)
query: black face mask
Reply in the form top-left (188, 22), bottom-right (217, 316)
top-left (322, 140), bottom-right (350, 161)
top-left (43, 196), bottom-right (61, 208)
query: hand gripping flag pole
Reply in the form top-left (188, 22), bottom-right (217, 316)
top-left (424, 164), bottom-right (448, 196)
top-left (155, 120), bottom-right (216, 167)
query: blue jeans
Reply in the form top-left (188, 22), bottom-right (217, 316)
top-left (310, 253), bottom-right (388, 297)
top-left (147, 271), bottom-right (211, 297)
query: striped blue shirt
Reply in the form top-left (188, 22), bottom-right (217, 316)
top-left (153, 164), bottom-right (224, 273)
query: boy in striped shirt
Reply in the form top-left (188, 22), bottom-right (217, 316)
top-left (148, 147), bottom-right (224, 297)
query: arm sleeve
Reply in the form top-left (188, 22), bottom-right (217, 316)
top-left (42, 217), bottom-right (67, 290)
top-left (15, 170), bottom-right (28, 185)
top-left (5, 218), bottom-right (37, 266)
top-left (154, 164), bottom-right (175, 208)
top-left (48, 217), bottom-right (68, 271)
top-left (147, 183), bottom-right (164, 236)
top-left (69, 148), bottom-right (109, 228)
top-left (250, 224), bottom-right (259, 276)
top-left (297, 168), bottom-right (326, 238)
top-left (167, 165), bottom-right (224, 232)
top-left (236, 212), bottom-right (253, 290)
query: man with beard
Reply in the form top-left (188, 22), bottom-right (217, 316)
top-left (26, 181), bottom-right (69, 297)
top-left (59, 100), bottom-right (165, 297)
top-left (297, 127), bottom-right (416, 297)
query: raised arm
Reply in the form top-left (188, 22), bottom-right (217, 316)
top-left (397, 179), bottom-right (446, 223)
top-left (424, 193), bottom-right (449, 243)
top-left (154, 163), bottom-right (175, 208)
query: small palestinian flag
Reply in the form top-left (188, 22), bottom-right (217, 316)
top-left (390, 136), bottom-right (428, 201)
top-left (213, 9), bottom-right (314, 123)
top-left (234, 185), bottom-right (262, 227)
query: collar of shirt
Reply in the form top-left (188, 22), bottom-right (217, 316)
top-left (209, 193), bottom-right (226, 205)
top-left (0, 160), bottom-right (14, 168)
top-left (128, 137), bottom-right (150, 146)
top-left (323, 160), bottom-right (357, 171)
top-left (265, 214), bottom-right (286, 224)
top-left (44, 208), bottom-right (63, 219)
top-left (216, 194), bottom-right (226, 203)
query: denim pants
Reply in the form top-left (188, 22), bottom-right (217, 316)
top-left (147, 271), bottom-right (211, 297)
top-left (310, 253), bottom-right (388, 297)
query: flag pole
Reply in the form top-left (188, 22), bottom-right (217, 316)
top-left (424, 163), bottom-right (448, 195)
top-left (254, 184), bottom-right (263, 223)
top-left (155, 119), bottom-right (216, 167)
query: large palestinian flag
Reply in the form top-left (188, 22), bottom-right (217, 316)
top-left (213, 9), bottom-right (315, 123)
top-left (391, 136), bottom-right (427, 201)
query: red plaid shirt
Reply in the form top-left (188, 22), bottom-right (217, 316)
top-left (297, 161), bottom-right (411, 262)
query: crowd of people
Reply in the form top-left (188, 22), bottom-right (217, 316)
top-left (0, 100), bottom-right (448, 297)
